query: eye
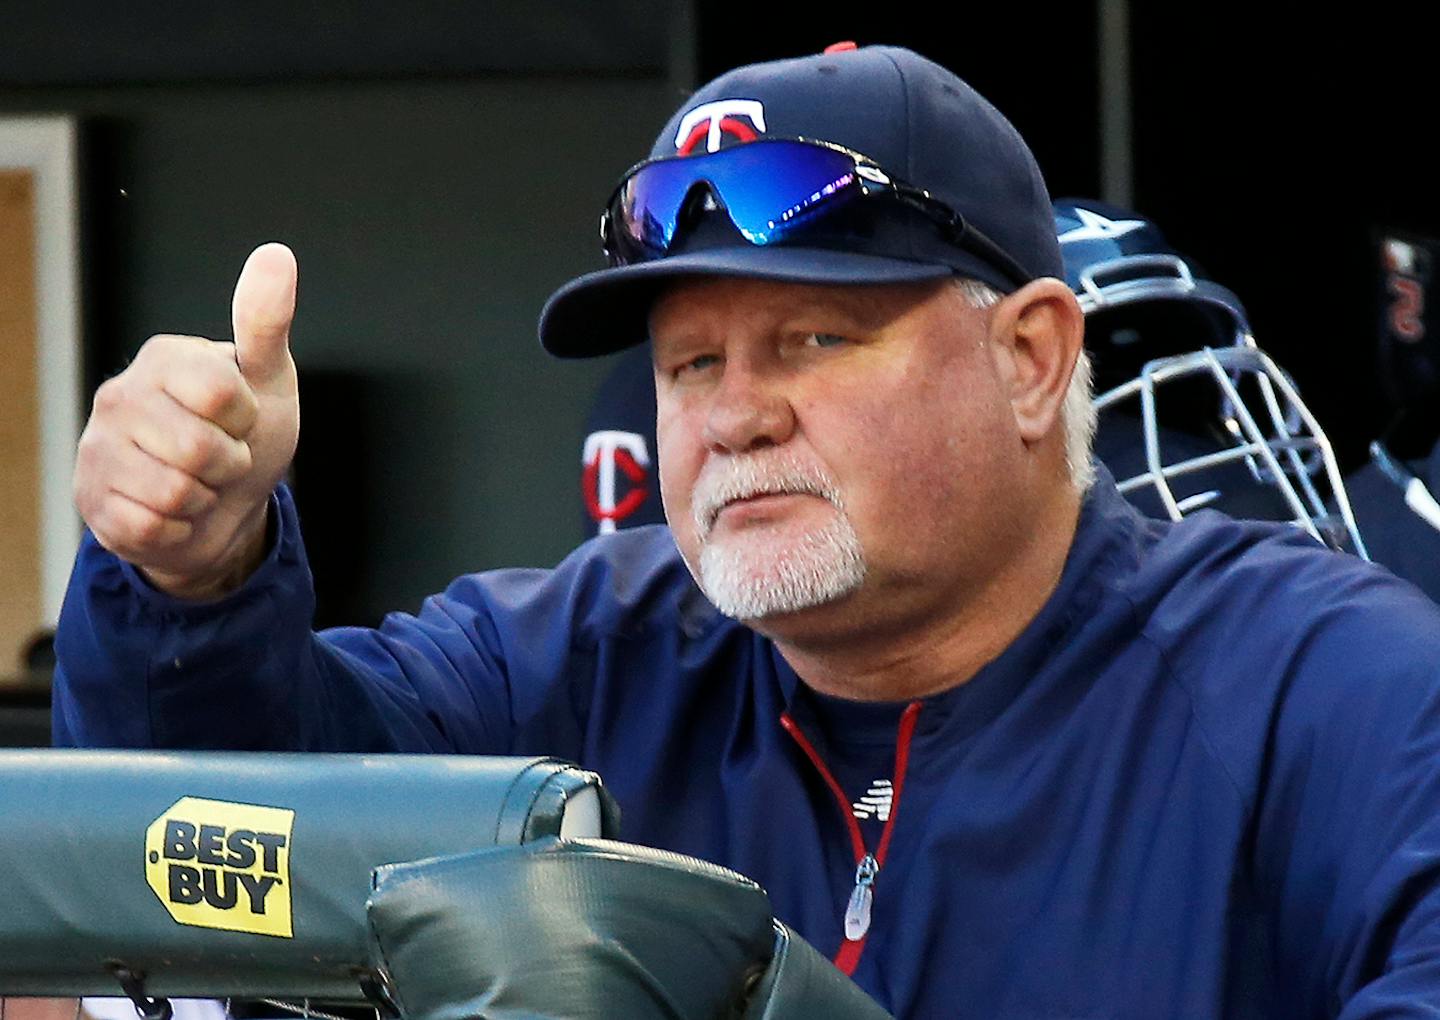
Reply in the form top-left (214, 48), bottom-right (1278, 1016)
top-left (804, 332), bottom-right (850, 349)
top-left (671, 352), bottom-right (721, 378)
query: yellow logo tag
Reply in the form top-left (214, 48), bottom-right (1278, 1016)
top-left (145, 796), bottom-right (295, 938)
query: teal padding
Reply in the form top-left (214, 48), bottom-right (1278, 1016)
top-left (0, 750), bottom-right (614, 1000)
top-left (742, 923), bottom-right (893, 1019)
top-left (367, 838), bottom-right (776, 1019)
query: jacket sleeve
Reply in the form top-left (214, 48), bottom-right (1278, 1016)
top-left (1254, 578), bottom-right (1440, 1017)
top-left (51, 485), bottom-right (524, 754)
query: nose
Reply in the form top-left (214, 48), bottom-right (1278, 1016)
top-left (702, 361), bottom-right (796, 453)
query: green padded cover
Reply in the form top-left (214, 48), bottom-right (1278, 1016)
top-left (366, 837), bottom-right (776, 1019)
top-left (0, 750), bottom-right (615, 1000)
top-left (742, 922), bottom-right (893, 1020)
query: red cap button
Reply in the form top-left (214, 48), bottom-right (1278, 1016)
top-left (823, 41), bottom-right (859, 54)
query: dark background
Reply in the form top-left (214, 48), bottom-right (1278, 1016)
top-left (1, 0), bottom-right (1433, 649)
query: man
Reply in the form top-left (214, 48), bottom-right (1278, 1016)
top-left (55, 45), bottom-right (1440, 1017)
top-left (1343, 230), bottom-right (1440, 601)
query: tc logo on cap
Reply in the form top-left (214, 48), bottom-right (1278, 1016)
top-left (583, 430), bottom-right (651, 534)
top-left (674, 100), bottom-right (767, 155)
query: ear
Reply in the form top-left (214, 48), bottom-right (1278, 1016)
top-left (987, 278), bottom-right (1086, 444)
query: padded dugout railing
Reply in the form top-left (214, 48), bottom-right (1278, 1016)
top-left (0, 750), bottom-right (616, 1002)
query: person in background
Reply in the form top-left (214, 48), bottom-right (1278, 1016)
top-left (1344, 230), bottom-right (1440, 601)
top-left (1055, 197), bottom-right (1366, 554)
top-left (579, 343), bottom-right (664, 537)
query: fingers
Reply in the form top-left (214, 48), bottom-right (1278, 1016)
top-left (132, 387), bottom-right (255, 488)
top-left (75, 396), bottom-right (230, 545)
top-left (100, 439), bottom-right (221, 520)
top-left (76, 333), bottom-right (259, 561)
top-left (130, 333), bottom-right (259, 438)
top-left (91, 381), bottom-right (253, 490)
top-left (232, 243), bottom-right (297, 387)
top-left (85, 489), bottom-right (194, 562)
top-left (161, 340), bottom-right (259, 439)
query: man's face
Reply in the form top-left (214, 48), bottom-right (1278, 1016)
top-left (651, 276), bottom-right (1033, 638)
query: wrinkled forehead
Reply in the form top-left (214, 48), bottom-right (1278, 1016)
top-left (647, 276), bottom-right (966, 345)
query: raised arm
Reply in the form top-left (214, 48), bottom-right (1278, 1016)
top-left (53, 246), bottom-right (510, 753)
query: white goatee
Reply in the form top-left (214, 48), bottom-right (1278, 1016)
top-left (689, 450), bottom-right (866, 621)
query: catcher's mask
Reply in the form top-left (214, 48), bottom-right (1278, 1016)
top-left (1056, 197), bottom-right (1368, 558)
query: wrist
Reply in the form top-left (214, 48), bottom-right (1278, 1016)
top-left (143, 503), bottom-right (273, 601)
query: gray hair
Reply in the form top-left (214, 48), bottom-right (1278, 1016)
top-left (955, 278), bottom-right (1096, 491)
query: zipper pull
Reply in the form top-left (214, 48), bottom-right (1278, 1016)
top-left (844, 853), bottom-right (879, 941)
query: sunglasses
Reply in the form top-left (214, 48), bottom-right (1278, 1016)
top-left (599, 137), bottom-right (1032, 288)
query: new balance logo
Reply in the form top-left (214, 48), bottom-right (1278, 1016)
top-left (852, 779), bottom-right (892, 822)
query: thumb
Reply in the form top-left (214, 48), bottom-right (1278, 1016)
top-left (232, 242), bottom-right (297, 385)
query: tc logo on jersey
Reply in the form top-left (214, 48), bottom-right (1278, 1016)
top-left (674, 99), bottom-right (767, 155)
top-left (583, 430), bottom-right (651, 535)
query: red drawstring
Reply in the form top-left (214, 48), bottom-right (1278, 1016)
top-left (875, 703), bottom-right (921, 866)
top-left (780, 700), bottom-right (923, 975)
top-left (780, 713), bottom-right (867, 861)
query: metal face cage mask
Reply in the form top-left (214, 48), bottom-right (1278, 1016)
top-left (1055, 198), bottom-right (1369, 558)
top-left (1092, 341), bottom-right (1370, 559)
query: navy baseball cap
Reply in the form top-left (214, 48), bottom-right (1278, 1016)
top-left (539, 44), bottom-right (1063, 358)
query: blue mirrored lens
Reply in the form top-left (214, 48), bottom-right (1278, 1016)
top-left (621, 161), bottom-right (693, 254)
top-left (620, 141), bottom-right (862, 255)
top-left (709, 142), bottom-right (861, 244)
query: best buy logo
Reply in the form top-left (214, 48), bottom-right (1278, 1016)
top-left (144, 796), bottom-right (294, 938)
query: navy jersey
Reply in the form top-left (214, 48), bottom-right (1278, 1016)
top-left (1345, 440), bottom-right (1440, 604)
top-left (53, 474), bottom-right (1440, 1018)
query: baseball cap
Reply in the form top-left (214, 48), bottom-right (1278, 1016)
top-left (539, 44), bottom-right (1063, 358)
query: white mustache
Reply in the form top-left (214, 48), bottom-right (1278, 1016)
top-left (691, 452), bottom-right (843, 539)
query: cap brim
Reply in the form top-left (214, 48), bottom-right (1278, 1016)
top-left (539, 247), bottom-right (956, 359)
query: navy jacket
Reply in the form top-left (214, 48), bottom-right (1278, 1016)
top-left (1345, 441), bottom-right (1440, 605)
top-left (54, 476), bottom-right (1440, 1018)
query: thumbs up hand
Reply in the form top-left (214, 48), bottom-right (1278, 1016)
top-left (74, 244), bottom-right (302, 600)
